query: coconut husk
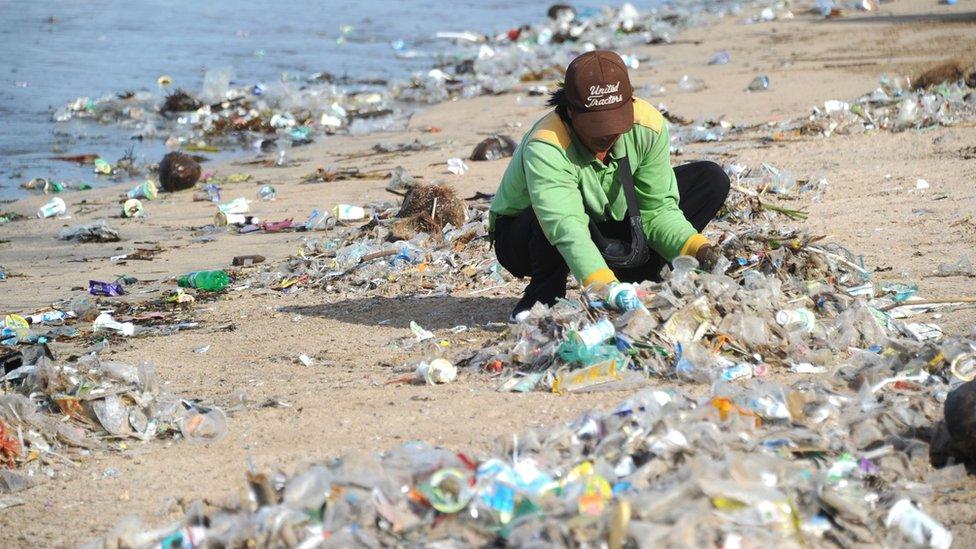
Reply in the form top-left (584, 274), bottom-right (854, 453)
top-left (158, 152), bottom-right (201, 192)
top-left (390, 183), bottom-right (467, 240)
top-left (913, 59), bottom-right (976, 89)
top-left (469, 135), bottom-right (517, 161)
top-left (160, 89), bottom-right (202, 115)
top-left (390, 212), bottom-right (440, 242)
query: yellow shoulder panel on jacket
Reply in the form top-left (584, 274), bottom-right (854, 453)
top-left (632, 98), bottom-right (664, 133)
top-left (530, 112), bottom-right (572, 149)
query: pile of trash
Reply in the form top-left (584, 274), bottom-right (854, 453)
top-left (786, 76), bottom-right (976, 138)
top-left (54, 150), bottom-right (970, 547)
top-left (247, 184), bottom-right (508, 298)
top-left (0, 267), bottom-right (241, 476)
top-left (0, 345), bottom-right (226, 482)
top-left (239, 163), bottom-right (973, 398)
top-left (92, 347), bottom-right (967, 547)
top-left (449, 158), bottom-right (974, 395)
top-left (91, 176), bottom-right (974, 544)
top-left (50, 1), bottom-right (773, 155)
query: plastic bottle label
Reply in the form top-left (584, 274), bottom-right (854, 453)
top-left (775, 309), bottom-right (815, 332)
top-left (575, 319), bottom-right (615, 348)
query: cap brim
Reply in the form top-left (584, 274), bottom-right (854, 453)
top-left (572, 101), bottom-right (634, 138)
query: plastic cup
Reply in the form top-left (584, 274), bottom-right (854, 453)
top-left (37, 197), bottom-right (67, 218)
top-left (950, 353), bottom-right (976, 382)
top-left (179, 407), bottom-right (227, 444)
top-left (416, 358), bottom-right (457, 384)
top-left (122, 199), bottom-right (145, 218)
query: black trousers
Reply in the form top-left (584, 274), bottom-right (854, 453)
top-left (494, 160), bottom-right (730, 316)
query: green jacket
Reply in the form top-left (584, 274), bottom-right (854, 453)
top-left (489, 98), bottom-right (707, 288)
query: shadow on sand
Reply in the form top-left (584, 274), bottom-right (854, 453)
top-left (280, 295), bottom-right (517, 330)
top-left (821, 10), bottom-right (976, 24)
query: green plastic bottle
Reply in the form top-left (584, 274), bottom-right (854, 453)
top-left (177, 270), bottom-right (229, 291)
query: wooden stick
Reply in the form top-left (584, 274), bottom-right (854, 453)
top-left (359, 249), bottom-right (399, 263)
top-left (880, 297), bottom-right (976, 312)
top-left (804, 246), bottom-right (869, 275)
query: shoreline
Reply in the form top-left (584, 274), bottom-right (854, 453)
top-left (0, 1), bottom-right (722, 203)
top-left (2, 0), bottom-right (976, 544)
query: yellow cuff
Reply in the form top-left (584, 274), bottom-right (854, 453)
top-left (678, 234), bottom-right (709, 258)
top-left (582, 268), bottom-right (617, 290)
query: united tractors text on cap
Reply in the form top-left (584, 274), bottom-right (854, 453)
top-left (564, 50), bottom-right (635, 137)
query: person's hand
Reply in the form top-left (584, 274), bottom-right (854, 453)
top-left (606, 282), bottom-right (642, 311)
top-left (696, 244), bottom-right (723, 272)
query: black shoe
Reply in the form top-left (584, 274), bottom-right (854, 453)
top-left (507, 309), bottom-right (531, 324)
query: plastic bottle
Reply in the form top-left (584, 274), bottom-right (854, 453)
top-left (552, 359), bottom-right (623, 393)
top-left (177, 270), bottom-right (229, 291)
top-left (334, 242), bottom-right (371, 270)
top-left (776, 308), bottom-right (816, 333)
top-left (304, 208), bottom-right (333, 231)
top-left (214, 212), bottom-right (259, 226)
top-left (27, 311), bottom-right (67, 325)
top-left (565, 318), bottom-right (615, 348)
top-left (127, 180), bottom-right (158, 200)
top-left (720, 363), bottom-right (754, 382)
top-left (558, 342), bottom-right (622, 365)
top-left (747, 75), bottom-right (770, 92)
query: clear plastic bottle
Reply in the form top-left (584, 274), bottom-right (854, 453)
top-left (333, 242), bottom-right (372, 270)
top-left (565, 318), bottom-right (615, 348)
top-left (747, 75), bottom-right (770, 92)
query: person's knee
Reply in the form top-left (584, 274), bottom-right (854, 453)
top-left (702, 161), bottom-right (731, 200)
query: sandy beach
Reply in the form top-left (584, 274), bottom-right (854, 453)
top-left (2, 0), bottom-right (975, 544)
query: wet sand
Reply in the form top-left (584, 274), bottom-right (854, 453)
top-left (2, 0), bottom-right (976, 544)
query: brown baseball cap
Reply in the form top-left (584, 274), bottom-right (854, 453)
top-left (564, 50), bottom-right (634, 138)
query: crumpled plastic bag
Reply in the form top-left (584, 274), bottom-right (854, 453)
top-left (58, 219), bottom-right (120, 243)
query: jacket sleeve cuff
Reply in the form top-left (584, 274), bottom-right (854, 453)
top-left (582, 268), bottom-right (617, 289)
top-left (678, 234), bottom-right (709, 258)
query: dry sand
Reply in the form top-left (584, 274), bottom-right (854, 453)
top-left (1, 0), bottom-right (975, 545)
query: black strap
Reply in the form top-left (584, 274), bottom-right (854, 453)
top-left (588, 155), bottom-right (649, 269)
top-left (617, 157), bottom-right (641, 219)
